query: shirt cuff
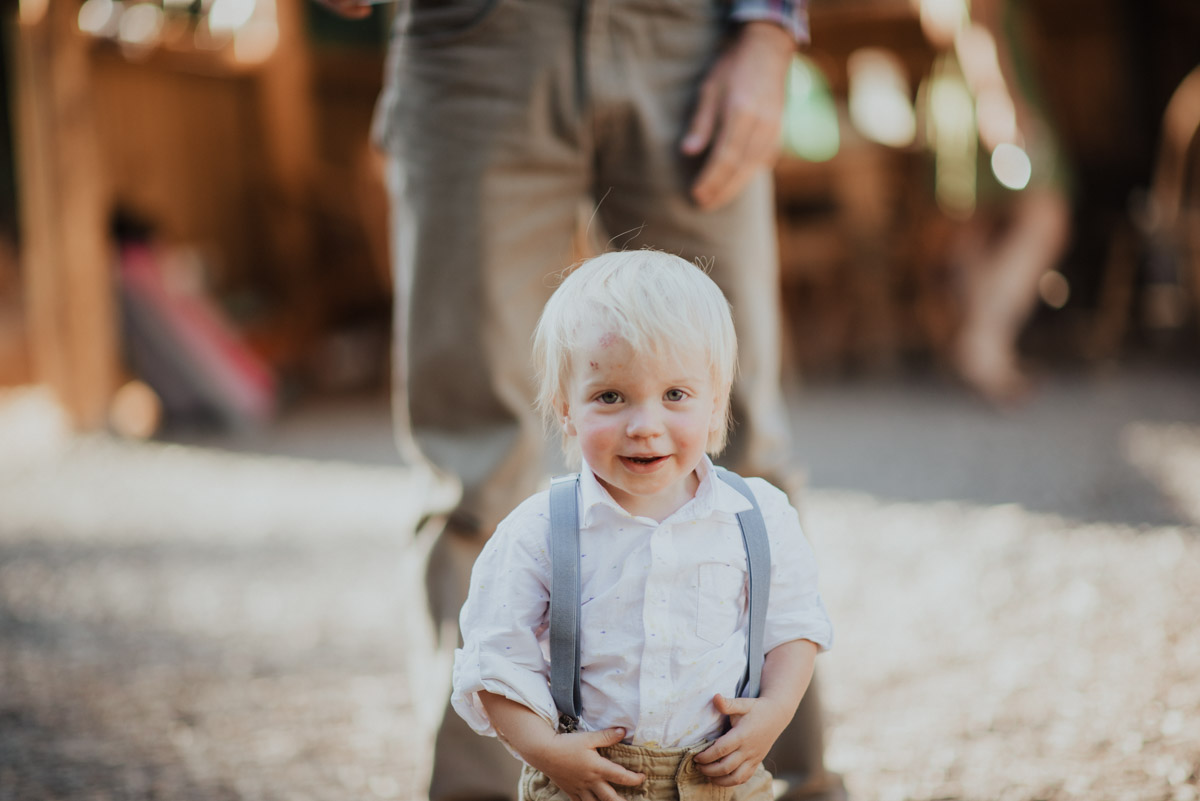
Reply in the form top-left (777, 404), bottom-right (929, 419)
top-left (764, 595), bottom-right (834, 654)
top-left (729, 0), bottom-right (811, 45)
top-left (451, 648), bottom-right (559, 738)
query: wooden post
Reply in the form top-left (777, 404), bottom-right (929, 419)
top-left (13, 0), bottom-right (117, 429)
top-left (254, 0), bottom-right (323, 324)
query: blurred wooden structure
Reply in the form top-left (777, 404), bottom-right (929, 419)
top-left (4, 0), bottom-right (1198, 430)
top-left (14, 0), bottom-right (116, 428)
top-left (775, 0), bottom-right (951, 375)
top-left (7, 0), bottom-right (389, 428)
top-left (779, 0), bottom-right (1200, 374)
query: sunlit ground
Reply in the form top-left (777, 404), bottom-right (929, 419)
top-left (1, 367), bottom-right (1199, 801)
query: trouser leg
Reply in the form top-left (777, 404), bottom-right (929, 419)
top-left (381, 0), bottom-right (586, 537)
top-left (379, 2), bottom-right (588, 798)
top-left (586, 1), bottom-right (791, 481)
top-left (585, 0), bottom-right (827, 783)
top-left (425, 519), bottom-right (523, 800)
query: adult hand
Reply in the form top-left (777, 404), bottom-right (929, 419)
top-left (681, 22), bottom-right (795, 210)
top-left (311, 0), bottom-right (372, 21)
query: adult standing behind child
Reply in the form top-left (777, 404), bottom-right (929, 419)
top-left (310, 0), bottom-right (845, 799)
top-left (453, 251), bottom-right (833, 801)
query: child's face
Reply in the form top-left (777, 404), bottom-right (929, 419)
top-left (561, 329), bottom-right (723, 521)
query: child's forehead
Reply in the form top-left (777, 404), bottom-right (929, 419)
top-left (570, 327), bottom-right (711, 372)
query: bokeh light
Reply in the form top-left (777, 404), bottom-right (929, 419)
top-left (918, 0), bottom-right (968, 48)
top-left (927, 60), bottom-right (978, 217)
top-left (848, 48), bottom-right (917, 148)
top-left (117, 2), bottom-right (165, 48)
top-left (78, 0), bottom-right (122, 37)
top-left (233, 18), bottom-right (279, 65)
top-left (991, 142), bottom-right (1033, 190)
top-left (781, 56), bottom-right (840, 162)
top-left (208, 0), bottom-right (257, 35)
top-left (1037, 270), bottom-right (1070, 309)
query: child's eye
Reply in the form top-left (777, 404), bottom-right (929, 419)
top-left (665, 389), bottom-right (686, 401)
top-left (598, 391), bottom-right (621, 404)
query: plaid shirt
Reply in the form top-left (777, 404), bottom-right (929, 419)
top-left (730, 0), bottom-right (810, 44)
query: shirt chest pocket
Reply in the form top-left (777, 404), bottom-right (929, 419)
top-left (695, 562), bottom-right (746, 646)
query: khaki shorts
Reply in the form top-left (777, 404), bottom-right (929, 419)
top-left (519, 741), bottom-right (774, 801)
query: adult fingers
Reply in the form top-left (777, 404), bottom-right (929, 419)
top-left (681, 75), bottom-right (723, 156)
top-left (692, 93), bottom-right (770, 209)
top-left (690, 118), bottom-right (750, 209)
top-left (701, 116), bottom-right (781, 208)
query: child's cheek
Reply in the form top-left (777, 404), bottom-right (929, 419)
top-left (578, 420), bottom-right (620, 458)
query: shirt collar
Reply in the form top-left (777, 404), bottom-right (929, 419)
top-left (577, 455), bottom-right (754, 528)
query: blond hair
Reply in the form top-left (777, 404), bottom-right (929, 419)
top-left (532, 250), bottom-right (737, 458)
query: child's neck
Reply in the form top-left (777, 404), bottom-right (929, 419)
top-left (603, 469), bottom-right (701, 522)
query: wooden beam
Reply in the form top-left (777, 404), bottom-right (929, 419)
top-left (254, 0), bottom-right (323, 320)
top-left (13, 0), bottom-right (117, 429)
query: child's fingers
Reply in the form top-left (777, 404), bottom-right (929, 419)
top-left (707, 760), bottom-right (759, 787)
top-left (713, 693), bottom-right (756, 718)
top-left (583, 726), bottom-right (628, 749)
top-left (695, 748), bottom-right (743, 778)
top-left (693, 732), bottom-right (739, 765)
top-left (588, 750), bottom-right (644, 787)
top-left (588, 782), bottom-right (624, 801)
top-left (601, 761), bottom-right (646, 787)
top-left (578, 729), bottom-right (644, 787)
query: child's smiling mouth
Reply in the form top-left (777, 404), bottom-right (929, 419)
top-left (622, 455), bottom-right (667, 468)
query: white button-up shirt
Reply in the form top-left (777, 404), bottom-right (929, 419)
top-left (451, 457), bottom-right (833, 749)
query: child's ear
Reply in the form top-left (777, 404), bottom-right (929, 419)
top-left (559, 402), bottom-right (577, 437)
top-left (709, 392), bottom-right (728, 432)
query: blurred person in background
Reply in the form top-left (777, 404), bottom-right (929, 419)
top-left (310, 0), bottom-right (847, 800)
top-left (921, 0), bottom-right (1073, 404)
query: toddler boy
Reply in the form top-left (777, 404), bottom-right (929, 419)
top-left (451, 250), bottom-right (833, 801)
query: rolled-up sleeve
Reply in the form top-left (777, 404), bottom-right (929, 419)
top-left (451, 498), bottom-right (560, 737)
top-left (730, 0), bottom-right (810, 45)
top-left (750, 479), bottom-right (834, 653)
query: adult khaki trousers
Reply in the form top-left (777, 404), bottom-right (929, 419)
top-left (375, 1), bottom-right (827, 799)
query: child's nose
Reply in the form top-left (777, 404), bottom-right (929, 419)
top-left (625, 405), bottom-right (664, 437)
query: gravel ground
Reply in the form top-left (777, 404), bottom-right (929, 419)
top-left (1, 370), bottom-right (1198, 801)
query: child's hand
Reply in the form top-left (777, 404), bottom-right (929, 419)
top-left (693, 694), bottom-right (791, 787)
top-left (526, 727), bottom-right (645, 801)
top-left (695, 639), bottom-right (820, 786)
top-left (480, 693), bottom-right (644, 801)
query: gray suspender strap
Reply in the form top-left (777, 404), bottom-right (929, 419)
top-left (547, 469), bottom-right (771, 730)
top-left (548, 474), bottom-right (583, 731)
top-left (714, 467), bottom-right (772, 700)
